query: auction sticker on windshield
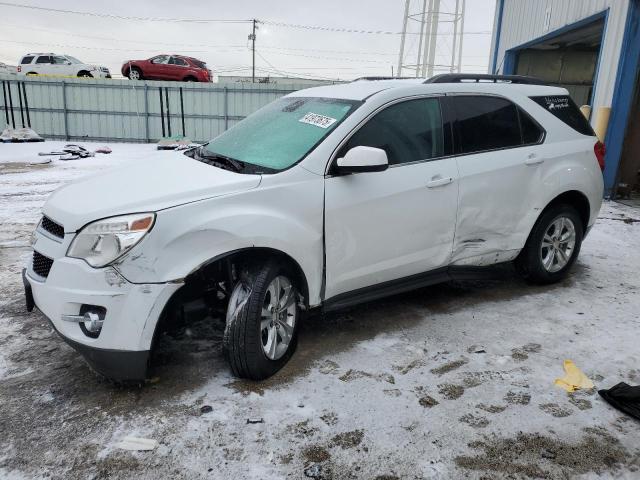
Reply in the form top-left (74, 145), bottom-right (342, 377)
top-left (299, 112), bottom-right (337, 129)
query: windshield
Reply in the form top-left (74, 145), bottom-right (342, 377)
top-left (203, 96), bottom-right (359, 171)
top-left (65, 56), bottom-right (82, 64)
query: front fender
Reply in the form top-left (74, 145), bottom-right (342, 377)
top-left (115, 175), bottom-right (325, 305)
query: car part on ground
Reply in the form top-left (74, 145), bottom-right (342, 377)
top-left (0, 127), bottom-right (43, 143)
top-left (599, 383), bottom-right (640, 421)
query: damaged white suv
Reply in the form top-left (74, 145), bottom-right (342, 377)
top-left (24, 74), bottom-right (604, 382)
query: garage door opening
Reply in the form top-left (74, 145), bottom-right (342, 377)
top-left (513, 17), bottom-right (605, 107)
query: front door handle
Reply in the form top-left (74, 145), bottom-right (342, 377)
top-left (426, 176), bottom-right (453, 188)
top-left (525, 154), bottom-right (545, 166)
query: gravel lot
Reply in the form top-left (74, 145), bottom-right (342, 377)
top-left (1, 142), bottom-right (640, 479)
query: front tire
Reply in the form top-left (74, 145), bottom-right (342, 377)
top-left (516, 204), bottom-right (584, 284)
top-left (128, 67), bottom-right (143, 80)
top-left (223, 261), bottom-right (301, 380)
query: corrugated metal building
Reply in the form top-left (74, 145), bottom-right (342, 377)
top-left (489, 0), bottom-right (640, 197)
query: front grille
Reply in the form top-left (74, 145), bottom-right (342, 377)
top-left (32, 251), bottom-right (54, 278)
top-left (41, 216), bottom-right (64, 239)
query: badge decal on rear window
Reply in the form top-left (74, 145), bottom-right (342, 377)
top-left (299, 112), bottom-right (337, 129)
top-left (542, 96), bottom-right (570, 110)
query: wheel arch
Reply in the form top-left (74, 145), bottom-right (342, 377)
top-left (539, 190), bottom-right (590, 233)
top-left (146, 246), bottom-right (311, 357)
top-left (77, 70), bottom-right (93, 77)
top-left (186, 247), bottom-right (311, 305)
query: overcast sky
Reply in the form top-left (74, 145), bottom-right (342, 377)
top-left (0, 0), bottom-right (497, 80)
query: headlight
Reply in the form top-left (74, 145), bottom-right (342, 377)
top-left (67, 213), bottom-right (155, 267)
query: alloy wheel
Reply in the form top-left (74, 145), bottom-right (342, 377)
top-left (260, 275), bottom-right (297, 360)
top-left (540, 216), bottom-right (576, 273)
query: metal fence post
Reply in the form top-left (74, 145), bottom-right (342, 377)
top-left (224, 86), bottom-right (229, 131)
top-left (61, 80), bottom-right (69, 140)
top-left (144, 83), bottom-right (149, 143)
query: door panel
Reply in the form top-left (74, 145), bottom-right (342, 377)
top-left (148, 55), bottom-right (169, 79)
top-left (325, 161), bottom-right (459, 298)
top-left (447, 95), bottom-right (546, 265)
top-left (324, 97), bottom-right (458, 299)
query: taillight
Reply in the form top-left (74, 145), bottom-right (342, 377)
top-left (17, 66), bottom-right (21, 72)
top-left (594, 141), bottom-right (605, 172)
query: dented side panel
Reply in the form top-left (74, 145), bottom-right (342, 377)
top-left (452, 137), bottom-right (603, 266)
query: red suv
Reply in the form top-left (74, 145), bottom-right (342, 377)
top-left (121, 55), bottom-right (211, 82)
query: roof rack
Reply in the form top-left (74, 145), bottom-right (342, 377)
top-left (425, 74), bottom-right (546, 85)
top-left (353, 76), bottom-right (416, 81)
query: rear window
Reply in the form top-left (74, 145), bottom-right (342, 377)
top-left (191, 59), bottom-right (206, 69)
top-left (21, 56), bottom-right (34, 64)
top-left (530, 95), bottom-right (595, 136)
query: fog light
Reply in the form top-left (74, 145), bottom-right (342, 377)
top-left (61, 305), bottom-right (106, 338)
top-left (83, 312), bottom-right (103, 333)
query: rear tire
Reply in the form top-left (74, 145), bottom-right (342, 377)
top-left (223, 261), bottom-right (301, 380)
top-left (515, 204), bottom-right (583, 284)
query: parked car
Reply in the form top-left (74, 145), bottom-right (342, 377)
top-left (16, 53), bottom-right (111, 78)
top-left (0, 62), bottom-right (17, 75)
top-left (121, 55), bottom-right (212, 82)
top-left (23, 75), bottom-right (604, 382)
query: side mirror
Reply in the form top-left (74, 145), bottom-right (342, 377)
top-left (335, 146), bottom-right (389, 174)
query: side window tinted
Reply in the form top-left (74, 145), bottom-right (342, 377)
top-left (171, 57), bottom-right (187, 66)
top-left (530, 95), bottom-right (595, 136)
top-left (21, 56), bottom-right (34, 64)
top-left (36, 56), bottom-right (52, 64)
top-left (340, 98), bottom-right (444, 165)
top-left (519, 108), bottom-right (544, 144)
top-left (453, 96), bottom-right (521, 154)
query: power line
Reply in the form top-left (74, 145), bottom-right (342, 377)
top-left (0, 22), bottom-right (248, 49)
top-left (0, 2), bottom-right (491, 35)
top-left (261, 19), bottom-right (490, 35)
top-left (0, 2), bottom-right (250, 23)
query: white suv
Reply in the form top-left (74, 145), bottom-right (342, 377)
top-left (17, 53), bottom-right (111, 78)
top-left (23, 75), bottom-right (604, 382)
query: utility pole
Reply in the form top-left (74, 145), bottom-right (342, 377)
top-left (249, 19), bottom-right (258, 83)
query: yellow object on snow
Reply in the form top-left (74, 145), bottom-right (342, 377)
top-left (554, 360), bottom-right (594, 392)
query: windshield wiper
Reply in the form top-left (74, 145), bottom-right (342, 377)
top-left (195, 146), bottom-right (244, 172)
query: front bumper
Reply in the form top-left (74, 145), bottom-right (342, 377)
top-left (26, 284), bottom-right (150, 381)
top-left (25, 224), bottom-right (182, 380)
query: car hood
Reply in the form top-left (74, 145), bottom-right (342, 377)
top-left (43, 151), bottom-right (262, 232)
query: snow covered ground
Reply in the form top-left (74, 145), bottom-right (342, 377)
top-left (1, 141), bottom-right (640, 479)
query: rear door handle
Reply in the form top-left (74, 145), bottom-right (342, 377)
top-left (426, 176), bottom-right (453, 188)
top-left (525, 154), bottom-right (545, 166)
